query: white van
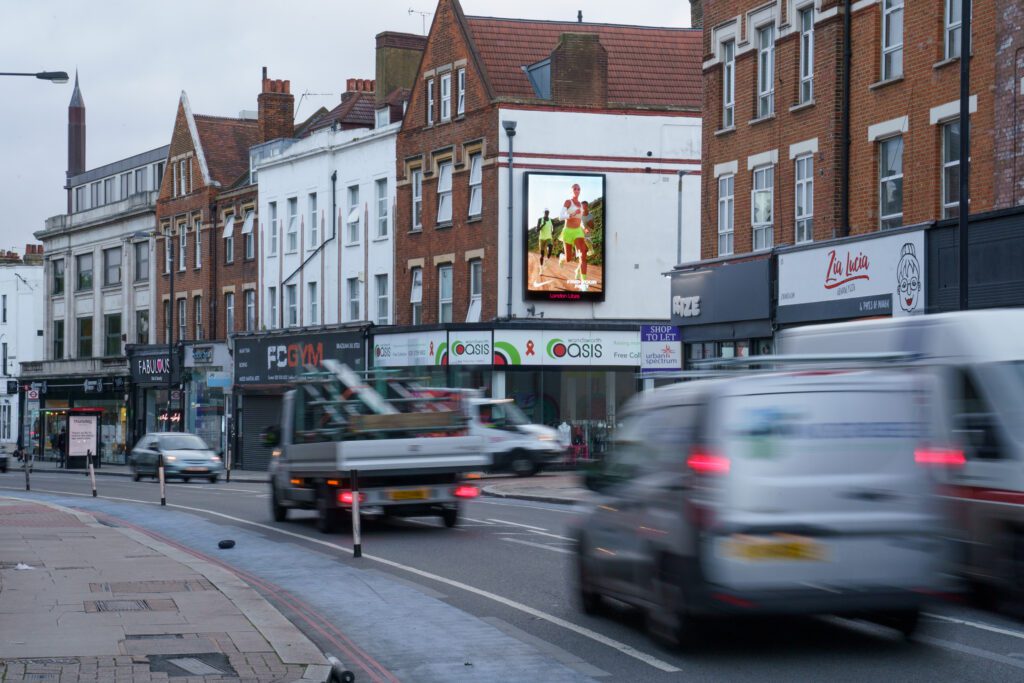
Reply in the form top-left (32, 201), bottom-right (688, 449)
top-left (778, 310), bottom-right (1024, 599)
top-left (465, 398), bottom-right (563, 476)
top-left (573, 368), bottom-right (954, 645)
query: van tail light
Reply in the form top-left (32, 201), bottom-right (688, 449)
top-left (687, 450), bottom-right (730, 476)
top-left (914, 448), bottom-right (965, 468)
top-left (338, 490), bottom-right (366, 505)
top-left (454, 485), bottom-right (480, 499)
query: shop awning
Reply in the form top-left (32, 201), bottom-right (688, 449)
top-left (221, 215), bottom-right (235, 239)
top-left (240, 210), bottom-right (255, 235)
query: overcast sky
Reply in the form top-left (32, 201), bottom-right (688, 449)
top-left (0, 1), bottom-right (692, 253)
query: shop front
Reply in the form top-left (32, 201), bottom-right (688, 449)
top-left (233, 326), bottom-right (367, 471)
top-left (182, 343), bottom-right (231, 457)
top-left (372, 324), bottom-right (649, 462)
top-left (126, 344), bottom-right (177, 447)
top-left (777, 228), bottom-right (926, 327)
top-left (18, 360), bottom-right (129, 465)
top-left (669, 258), bottom-right (774, 365)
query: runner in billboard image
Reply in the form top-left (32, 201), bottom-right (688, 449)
top-left (524, 173), bottom-right (604, 297)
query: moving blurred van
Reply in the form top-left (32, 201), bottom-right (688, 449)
top-left (779, 310), bottom-right (1024, 600)
top-left (573, 368), bottom-right (953, 645)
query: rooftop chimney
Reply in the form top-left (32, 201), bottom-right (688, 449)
top-left (551, 33), bottom-right (607, 108)
top-left (345, 78), bottom-right (376, 94)
top-left (258, 67), bottom-right (294, 142)
top-left (689, 0), bottom-right (703, 29)
top-left (374, 31), bottom-right (428, 106)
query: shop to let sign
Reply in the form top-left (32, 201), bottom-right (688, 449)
top-left (640, 325), bottom-right (682, 372)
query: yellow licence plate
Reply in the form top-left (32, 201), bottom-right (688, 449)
top-left (726, 534), bottom-right (824, 561)
top-left (388, 488), bottom-right (429, 501)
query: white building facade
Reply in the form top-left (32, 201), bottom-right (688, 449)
top-left (0, 256), bottom-right (44, 450)
top-left (254, 123), bottom-right (399, 330)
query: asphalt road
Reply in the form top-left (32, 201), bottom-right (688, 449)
top-left (4, 469), bottom-right (1024, 681)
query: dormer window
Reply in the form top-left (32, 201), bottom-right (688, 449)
top-left (375, 107), bottom-right (390, 128)
top-left (523, 59), bottom-right (551, 100)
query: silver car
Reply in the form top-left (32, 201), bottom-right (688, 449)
top-left (130, 432), bottom-right (223, 483)
top-left (572, 368), bottom-right (955, 646)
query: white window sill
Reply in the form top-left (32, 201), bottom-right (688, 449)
top-left (789, 100), bottom-right (815, 113)
top-left (869, 76), bottom-right (904, 91)
top-left (372, 235), bottom-right (389, 243)
top-left (748, 114), bottom-right (776, 126)
top-left (714, 126), bottom-right (736, 137)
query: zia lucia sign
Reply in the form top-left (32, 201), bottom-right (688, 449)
top-left (777, 230), bottom-right (925, 324)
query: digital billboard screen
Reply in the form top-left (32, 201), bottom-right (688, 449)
top-left (523, 172), bottom-right (606, 302)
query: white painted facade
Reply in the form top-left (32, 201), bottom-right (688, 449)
top-left (0, 260), bottom-right (44, 447)
top-left (254, 123), bottom-right (398, 330)
top-left (495, 108), bottom-right (701, 321)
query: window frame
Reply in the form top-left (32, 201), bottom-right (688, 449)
top-left (135, 309), bottom-right (149, 345)
top-left (795, 154), bottom-right (814, 243)
top-left (375, 273), bottom-right (389, 325)
top-left (757, 25), bottom-right (775, 118)
top-left (944, 0), bottom-right (963, 60)
top-left (177, 298), bottom-right (186, 342)
top-left (268, 201), bottom-right (278, 255)
top-left (225, 292), bottom-right (235, 336)
top-left (440, 73), bottom-right (452, 122)
top-left (286, 197), bottom-right (299, 253)
top-left (410, 267), bottom-right (423, 325)
top-left (53, 258), bottom-right (65, 295)
top-left (882, 0), bottom-right (904, 80)
top-left (77, 316), bottom-right (93, 358)
top-left (751, 165), bottom-right (775, 251)
top-left (103, 246), bottom-right (122, 287)
top-left (104, 312), bottom-right (121, 356)
top-left (456, 68), bottom-right (466, 116)
top-left (878, 135), bottom-right (904, 230)
top-left (178, 226), bottom-right (187, 271)
top-left (438, 264), bottom-right (453, 323)
top-left (193, 295), bottom-right (203, 340)
top-left (268, 286), bottom-right (278, 329)
top-left (468, 153), bottom-right (483, 218)
top-left (469, 259), bottom-right (482, 307)
top-left (347, 277), bottom-right (360, 321)
top-left (411, 168), bottom-right (423, 231)
top-left (308, 282), bottom-right (319, 325)
top-left (799, 7), bottom-right (814, 104)
top-left (308, 192), bottom-right (318, 247)
top-left (193, 218), bottom-right (202, 268)
top-left (436, 161), bottom-right (453, 224)
top-left (722, 40), bottom-right (735, 128)
top-left (134, 242), bottom-right (149, 283)
top-left (426, 78), bottom-right (435, 125)
top-left (347, 185), bottom-right (361, 244)
top-left (244, 210), bottom-right (255, 260)
top-left (376, 178), bottom-right (389, 238)
top-left (245, 289), bottom-right (256, 332)
top-left (942, 120), bottom-right (961, 219)
top-left (76, 253), bottom-right (93, 291)
top-left (717, 174), bottom-right (735, 256)
top-left (53, 319), bottom-right (65, 358)
top-left (286, 284), bottom-right (297, 327)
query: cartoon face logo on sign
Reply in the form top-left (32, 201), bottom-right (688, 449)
top-left (896, 243), bottom-right (921, 312)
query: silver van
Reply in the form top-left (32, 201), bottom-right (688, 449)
top-left (572, 368), bottom-right (955, 646)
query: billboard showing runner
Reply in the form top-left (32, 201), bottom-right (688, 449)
top-left (524, 172), bottom-right (606, 302)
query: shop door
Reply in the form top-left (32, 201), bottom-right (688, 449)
top-left (239, 395), bottom-right (282, 471)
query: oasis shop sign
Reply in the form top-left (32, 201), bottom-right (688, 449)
top-left (373, 331), bottom-right (493, 367)
top-left (777, 230), bottom-right (925, 324)
top-left (493, 330), bottom-right (641, 367)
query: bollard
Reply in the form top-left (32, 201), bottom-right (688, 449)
top-left (226, 446), bottom-right (231, 483)
top-left (158, 452), bottom-right (167, 507)
top-left (23, 448), bottom-right (31, 492)
top-left (87, 449), bottom-right (97, 497)
top-left (351, 469), bottom-right (362, 559)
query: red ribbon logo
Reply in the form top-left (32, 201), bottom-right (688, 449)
top-left (525, 340), bottom-right (536, 356)
top-left (429, 342), bottom-right (434, 356)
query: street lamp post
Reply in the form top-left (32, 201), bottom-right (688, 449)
top-left (0, 71), bottom-right (69, 84)
top-left (167, 229), bottom-right (177, 431)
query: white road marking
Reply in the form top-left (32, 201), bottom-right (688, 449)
top-left (403, 518), bottom-right (466, 532)
top-left (529, 529), bottom-right (575, 542)
top-left (923, 612), bottom-right (1024, 641)
top-left (475, 499), bottom-right (578, 514)
top-left (487, 518), bottom-right (548, 531)
top-left (463, 517), bottom-right (496, 525)
top-left (501, 538), bottom-right (574, 555)
top-left (0, 486), bottom-right (681, 673)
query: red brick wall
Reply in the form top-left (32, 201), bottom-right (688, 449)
top-left (394, 0), bottom-right (501, 325)
top-left (701, 0), bottom-right (1007, 262)
top-left (155, 102), bottom-right (259, 343)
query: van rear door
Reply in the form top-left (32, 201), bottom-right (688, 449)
top-left (705, 372), bottom-right (949, 592)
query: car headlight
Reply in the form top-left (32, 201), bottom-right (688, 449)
top-left (211, 456), bottom-right (221, 462)
top-left (537, 434), bottom-right (554, 441)
top-left (164, 455), bottom-right (177, 461)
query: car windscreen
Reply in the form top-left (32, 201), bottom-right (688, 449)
top-left (158, 434), bottom-right (209, 451)
top-left (492, 401), bottom-right (531, 426)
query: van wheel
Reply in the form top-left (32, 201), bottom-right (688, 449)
top-left (442, 508), bottom-right (459, 528)
top-left (876, 609), bottom-right (920, 640)
top-left (270, 484), bottom-right (288, 522)
top-left (576, 538), bottom-right (603, 615)
top-left (132, 468), bottom-right (141, 482)
top-left (182, 476), bottom-right (190, 483)
top-left (647, 554), bottom-right (697, 650)
top-left (510, 452), bottom-right (538, 477)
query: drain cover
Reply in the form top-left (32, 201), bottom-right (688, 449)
top-left (92, 599), bottom-right (150, 612)
top-left (147, 653), bottom-right (237, 678)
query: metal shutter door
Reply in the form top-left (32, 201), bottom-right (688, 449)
top-left (238, 395), bottom-right (282, 471)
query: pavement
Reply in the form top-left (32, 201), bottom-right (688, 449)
top-left (9, 458), bottom-right (270, 484)
top-left (0, 498), bottom-right (331, 683)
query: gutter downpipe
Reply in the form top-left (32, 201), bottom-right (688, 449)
top-left (839, 0), bottom-right (852, 237)
top-left (503, 121), bottom-right (517, 319)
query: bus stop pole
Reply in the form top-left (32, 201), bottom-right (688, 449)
top-left (351, 469), bottom-right (362, 558)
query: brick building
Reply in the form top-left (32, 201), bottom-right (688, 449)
top-left (671, 0), bottom-right (1024, 361)
top-left (384, 0), bottom-right (702, 443)
top-left (142, 69), bottom-right (299, 453)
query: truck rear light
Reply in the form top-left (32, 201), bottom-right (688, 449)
top-left (453, 485), bottom-right (480, 498)
top-left (687, 450), bottom-right (730, 475)
top-left (914, 448), bottom-right (965, 468)
top-left (338, 490), bottom-right (366, 505)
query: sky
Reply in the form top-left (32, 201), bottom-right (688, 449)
top-left (0, 0), bottom-right (693, 254)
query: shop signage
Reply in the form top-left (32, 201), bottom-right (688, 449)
top-left (130, 354), bottom-right (171, 384)
top-left (493, 329), bottom-right (641, 367)
top-left (447, 330), bottom-right (493, 366)
top-left (184, 343), bottom-right (231, 369)
top-left (778, 230), bottom-right (925, 324)
top-left (68, 415), bottom-right (97, 457)
top-left (670, 259), bottom-right (772, 327)
top-left (191, 346), bottom-right (214, 365)
top-left (640, 325), bottom-right (682, 372)
top-left (234, 331), bottom-right (365, 384)
top-left (373, 331), bottom-right (447, 368)
top-left (83, 379), bottom-right (103, 393)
